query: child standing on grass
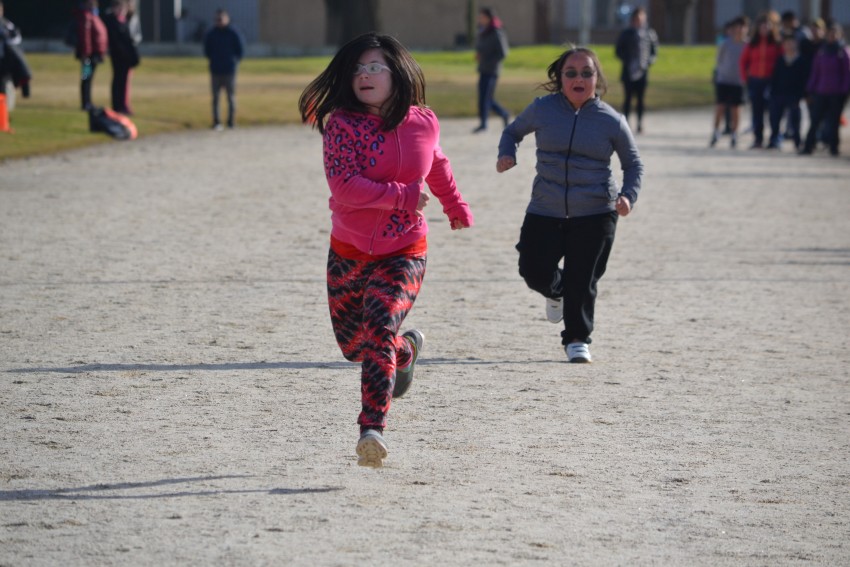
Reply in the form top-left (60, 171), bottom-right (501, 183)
top-left (298, 33), bottom-right (474, 468)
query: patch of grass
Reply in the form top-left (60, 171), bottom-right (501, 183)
top-left (1, 45), bottom-right (716, 160)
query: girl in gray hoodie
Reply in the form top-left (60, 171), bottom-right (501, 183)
top-left (497, 46), bottom-right (643, 363)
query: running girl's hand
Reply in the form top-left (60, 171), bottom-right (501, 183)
top-left (496, 156), bottom-right (515, 173)
top-left (616, 195), bottom-right (632, 217)
top-left (446, 203), bottom-right (474, 230)
top-left (417, 191), bottom-right (430, 211)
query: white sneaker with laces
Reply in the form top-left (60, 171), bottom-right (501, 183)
top-left (566, 342), bottom-right (591, 363)
top-left (356, 429), bottom-right (388, 468)
top-left (546, 297), bottom-right (563, 323)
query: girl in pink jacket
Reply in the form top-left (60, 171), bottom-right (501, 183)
top-left (299, 32), bottom-right (474, 468)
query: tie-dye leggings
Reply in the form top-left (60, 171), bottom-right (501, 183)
top-left (327, 248), bottom-right (427, 429)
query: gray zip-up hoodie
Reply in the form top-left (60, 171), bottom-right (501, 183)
top-left (498, 93), bottom-right (643, 219)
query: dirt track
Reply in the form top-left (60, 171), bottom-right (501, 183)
top-left (1, 109), bottom-right (849, 566)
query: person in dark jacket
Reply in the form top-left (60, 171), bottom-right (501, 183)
top-left (800, 21), bottom-right (850, 156)
top-left (0, 0), bottom-right (29, 109)
top-left (473, 7), bottom-right (510, 133)
top-left (767, 34), bottom-right (809, 149)
top-left (0, 1), bottom-right (20, 46)
top-left (103, 0), bottom-right (140, 115)
top-left (74, 0), bottom-right (108, 111)
top-left (496, 46), bottom-right (644, 364)
top-left (203, 9), bottom-right (245, 130)
top-left (615, 7), bottom-right (658, 133)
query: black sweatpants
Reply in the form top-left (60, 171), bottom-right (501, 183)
top-left (622, 75), bottom-right (648, 127)
top-left (516, 211), bottom-right (618, 345)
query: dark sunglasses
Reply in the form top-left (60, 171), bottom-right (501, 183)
top-left (563, 70), bottom-right (596, 79)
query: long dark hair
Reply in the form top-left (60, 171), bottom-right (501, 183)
top-left (479, 7), bottom-right (502, 31)
top-left (298, 32), bottom-right (426, 133)
top-left (540, 46), bottom-right (608, 97)
top-left (749, 13), bottom-right (780, 46)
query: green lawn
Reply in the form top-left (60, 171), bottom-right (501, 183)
top-left (1, 45), bottom-right (716, 160)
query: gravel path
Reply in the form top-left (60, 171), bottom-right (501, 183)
top-left (1, 109), bottom-right (849, 566)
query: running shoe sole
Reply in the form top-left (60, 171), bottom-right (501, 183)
top-left (356, 430), bottom-right (388, 468)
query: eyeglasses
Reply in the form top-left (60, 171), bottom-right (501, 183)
top-left (563, 70), bottom-right (596, 79)
top-left (354, 63), bottom-right (391, 76)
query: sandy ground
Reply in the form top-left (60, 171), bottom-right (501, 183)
top-left (1, 108), bottom-right (849, 566)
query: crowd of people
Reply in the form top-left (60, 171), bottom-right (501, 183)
top-left (71, 0), bottom-right (140, 114)
top-left (71, 2), bottom-right (245, 131)
top-left (713, 10), bottom-right (850, 156)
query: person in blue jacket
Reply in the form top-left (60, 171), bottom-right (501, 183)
top-left (203, 9), bottom-right (244, 130)
top-left (497, 46), bottom-right (644, 364)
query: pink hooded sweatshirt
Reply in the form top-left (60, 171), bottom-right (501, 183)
top-left (323, 106), bottom-right (473, 256)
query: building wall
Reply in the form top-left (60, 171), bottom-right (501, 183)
top-left (257, 0), bottom-right (541, 50)
top-left (179, 0), bottom-right (260, 43)
top-left (381, 0), bottom-right (540, 50)
top-left (150, 0), bottom-right (850, 51)
top-left (259, 1), bottom-right (327, 49)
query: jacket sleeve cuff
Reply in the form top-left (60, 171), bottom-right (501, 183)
top-left (399, 181), bottom-right (422, 211)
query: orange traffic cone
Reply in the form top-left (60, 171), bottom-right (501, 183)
top-left (0, 94), bottom-right (11, 133)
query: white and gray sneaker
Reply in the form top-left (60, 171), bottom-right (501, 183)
top-left (357, 429), bottom-right (388, 468)
top-left (566, 342), bottom-right (592, 363)
top-left (546, 297), bottom-right (564, 323)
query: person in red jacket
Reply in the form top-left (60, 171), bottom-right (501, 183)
top-left (74, 0), bottom-right (108, 111)
top-left (739, 12), bottom-right (782, 148)
top-left (298, 33), bottom-right (474, 468)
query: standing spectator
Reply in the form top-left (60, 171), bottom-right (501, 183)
top-left (497, 46), bottom-right (644, 364)
top-left (802, 18), bottom-right (826, 64)
top-left (297, 33), bottom-right (474, 467)
top-left (615, 7), bottom-right (658, 134)
top-left (74, 0), bottom-right (108, 111)
top-left (778, 10), bottom-right (811, 139)
top-left (780, 10), bottom-right (812, 51)
top-left (126, 0), bottom-right (142, 47)
top-left (0, 1), bottom-right (20, 46)
top-left (710, 16), bottom-right (748, 148)
top-left (103, 0), bottom-right (140, 115)
top-left (739, 12), bottom-right (782, 148)
top-left (0, 0), bottom-right (24, 110)
top-left (767, 34), bottom-right (808, 150)
top-left (473, 7), bottom-right (510, 133)
top-left (800, 21), bottom-right (850, 157)
top-left (203, 9), bottom-right (244, 130)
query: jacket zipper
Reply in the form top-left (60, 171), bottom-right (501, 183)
top-left (368, 128), bottom-right (404, 255)
top-left (564, 107), bottom-right (580, 218)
